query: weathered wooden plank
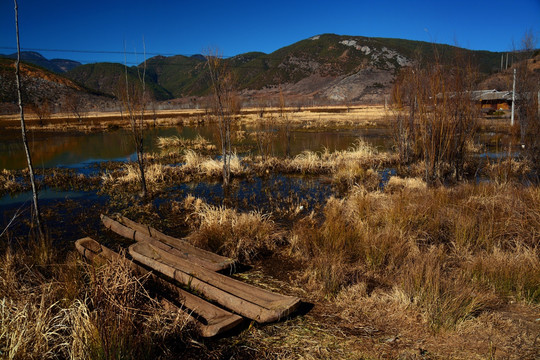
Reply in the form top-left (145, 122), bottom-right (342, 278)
top-left (117, 215), bottom-right (231, 265)
top-left (101, 214), bottom-right (234, 272)
top-left (75, 237), bottom-right (243, 337)
top-left (129, 242), bottom-right (301, 323)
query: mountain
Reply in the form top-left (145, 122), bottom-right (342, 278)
top-left (50, 58), bottom-right (82, 72)
top-left (0, 57), bottom-right (113, 115)
top-left (3, 34), bottom-right (507, 104)
top-left (0, 51), bottom-right (82, 73)
top-left (66, 62), bottom-right (173, 101)
top-left (137, 34), bottom-right (503, 102)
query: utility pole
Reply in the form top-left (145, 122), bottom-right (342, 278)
top-left (500, 54), bottom-right (503, 71)
top-left (511, 68), bottom-right (516, 126)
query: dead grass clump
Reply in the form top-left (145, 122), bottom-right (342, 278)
top-left (291, 190), bottom-right (414, 294)
top-left (332, 164), bottom-right (380, 191)
top-left (399, 247), bottom-right (500, 330)
top-left (468, 246), bottom-right (540, 303)
top-left (101, 162), bottom-right (173, 194)
top-left (185, 199), bottom-right (282, 263)
top-left (483, 157), bottom-right (532, 184)
top-left (71, 254), bottom-right (192, 359)
top-left (288, 139), bottom-right (397, 175)
top-left (0, 169), bottom-right (22, 195)
top-left (447, 184), bottom-right (540, 251)
top-left (291, 182), bottom-right (538, 337)
top-left (182, 150), bottom-right (245, 178)
top-left (157, 135), bottom-right (216, 152)
top-left (384, 176), bottom-right (427, 192)
top-left (0, 244), bottom-right (193, 360)
top-left (0, 292), bottom-right (64, 359)
top-left (290, 150), bottom-right (322, 173)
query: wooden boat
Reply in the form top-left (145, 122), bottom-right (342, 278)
top-left (129, 241), bottom-right (301, 323)
top-left (101, 214), bottom-right (234, 272)
top-left (75, 237), bottom-right (243, 337)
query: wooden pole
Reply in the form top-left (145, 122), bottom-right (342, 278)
top-left (511, 68), bottom-right (516, 126)
top-left (14, 0), bottom-right (44, 239)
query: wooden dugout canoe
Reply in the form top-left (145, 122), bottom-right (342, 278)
top-left (75, 237), bottom-right (242, 337)
top-left (101, 214), bottom-right (234, 272)
top-left (129, 241), bottom-right (301, 323)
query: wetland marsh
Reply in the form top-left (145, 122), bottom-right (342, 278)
top-left (1, 106), bottom-right (538, 359)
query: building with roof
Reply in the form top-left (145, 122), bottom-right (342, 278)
top-left (470, 89), bottom-right (513, 111)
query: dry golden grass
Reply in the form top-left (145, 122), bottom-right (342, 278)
top-left (290, 182), bottom-right (540, 334)
top-left (238, 105), bottom-right (390, 127)
top-left (331, 281), bottom-right (539, 359)
top-left (100, 162), bottom-right (177, 195)
top-left (468, 246), bottom-right (540, 303)
top-left (385, 176), bottom-right (427, 192)
top-left (289, 139), bottom-right (396, 174)
top-left (157, 135), bottom-right (216, 152)
top-left (0, 105), bottom-right (390, 132)
top-left (483, 157), bottom-right (532, 184)
top-left (244, 138), bottom-right (397, 177)
top-left (181, 150), bottom-right (245, 178)
top-left (183, 196), bottom-right (283, 263)
top-left (0, 169), bottom-right (22, 195)
top-left (0, 243), bottom-right (192, 360)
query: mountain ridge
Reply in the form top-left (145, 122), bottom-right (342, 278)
top-left (3, 34), bottom-right (508, 103)
top-left (0, 51), bottom-right (82, 73)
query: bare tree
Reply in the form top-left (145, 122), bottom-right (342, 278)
top-left (28, 99), bottom-right (51, 126)
top-left (393, 50), bottom-right (479, 185)
top-left (14, 0), bottom-right (44, 239)
top-left (149, 97), bottom-right (158, 127)
top-left (206, 49), bottom-right (238, 186)
top-left (65, 93), bottom-right (85, 122)
top-left (513, 30), bottom-right (540, 172)
top-left (514, 31), bottom-right (538, 139)
top-left (120, 43), bottom-right (148, 198)
top-left (278, 84), bottom-right (286, 118)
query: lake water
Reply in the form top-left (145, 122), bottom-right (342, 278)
top-left (0, 122), bottom-right (522, 239)
top-left (0, 124), bottom-right (393, 170)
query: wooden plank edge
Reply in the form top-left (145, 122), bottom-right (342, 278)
top-left (101, 214), bottom-right (231, 272)
top-left (141, 240), bottom-right (296, 304)
top-left (117, 214), bottom-right (236, 268)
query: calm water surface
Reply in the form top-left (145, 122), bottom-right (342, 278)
top-left (0, 124), bottom-right (393, 170)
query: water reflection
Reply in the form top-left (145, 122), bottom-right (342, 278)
top-left (0, 122), bottom-right (516, 171)
top-left (0, 124), bottom-right (393, 170)
top-left (0, 188), bottom-right (97, 207)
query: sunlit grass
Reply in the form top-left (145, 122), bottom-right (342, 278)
top-left (0, 242), bottom-right (193, 360)
top-left (183, 196), bottom-right (283, 263)
top-left (290, 182), bottom-right (540, 330)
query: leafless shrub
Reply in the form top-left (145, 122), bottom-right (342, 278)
top-left (392, 52), bottom-right (480, 184)
top-left (206, 49), bottom-right (239, 186)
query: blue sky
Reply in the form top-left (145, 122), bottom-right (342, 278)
top-left (0, 0), bottom-right (539, 65)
